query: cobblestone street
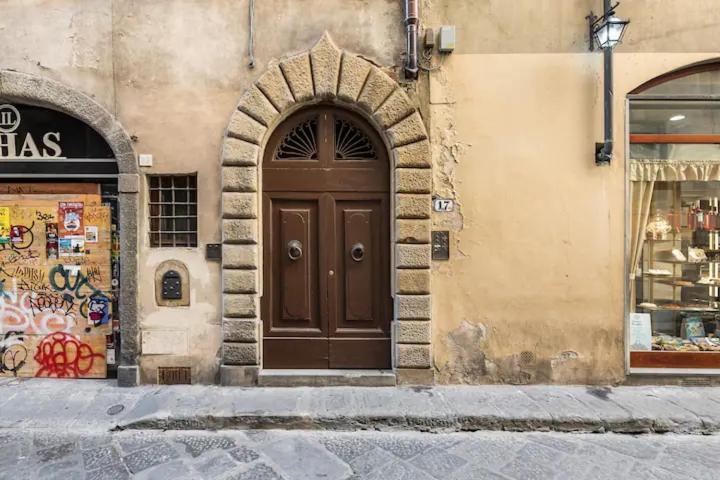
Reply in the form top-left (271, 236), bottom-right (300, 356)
top-left (1, 428), bottom-right (716, 480)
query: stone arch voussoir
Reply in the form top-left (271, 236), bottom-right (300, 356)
top-left (0, 69), bottom-right (140, 386)
top-left (220, 33), bottom-right (434, 385)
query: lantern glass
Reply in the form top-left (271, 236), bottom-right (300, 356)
top-left (594, 16), bottom-right (629, 49)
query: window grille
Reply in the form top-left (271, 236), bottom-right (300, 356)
top-left (148, 175), bottom-right (198, 247)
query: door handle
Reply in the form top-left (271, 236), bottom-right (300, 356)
top-left (287, 240), bottom-right (303, 261)
top-left (350, 242), bottom-right (365, 262)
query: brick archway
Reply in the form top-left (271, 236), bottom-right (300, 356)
top-left (220, 33), bottom-right (433, 385)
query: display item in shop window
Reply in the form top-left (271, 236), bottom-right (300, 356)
top-left (681, 316), bottom-right (706, 339)
top-left (671, 248), bottom-right (687, 262)
top-left (58, 202), bottom-right (84, 236)
top-left (688, 247), bottom-right (708, 263)
top-left (646, 211), bottom-right (673, 240)
top-left (647, 268), bottom-right (673, 276)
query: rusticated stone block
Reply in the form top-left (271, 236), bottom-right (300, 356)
top-left (222, 219), bottom-right (258, 244)
top-left (396, 294), bottom-right (431, 320)
top-left (396, 219), bottom-right (431, 244)
top-left (375, 88), bottom-right (414, 129)
top-left (220, 365), bottom-right (259, 386)
top-left (237, 85), bottom-right (278, 126)
top-left (280, 53), bottom-right (313, 102)
top-left (386, 111), bottom-right (427, 147)
top-left (393, 140), bottom-right (431, 168)
top-left (222, 245), bottom-right (258, 269)
top-left (396, 367), bottom-right (435, 386)
top-left (396, 194), bottom-right (430, 219)
top-left (396, 244), bottom-right (431, 269)
top-left (397, 344), bottom-right (431, 368)
top-left (222, 138), bottom-right (259, 166)
top-left (222, 166), bottom-right (257, 192)
top-left (223, 270), bottom-right (259, 294)
top-left (397, 320), bottom-right (431, 344)
top-left (358, 68), bottom-right (396, 113)
top-left (118, 174), bottom-right (139, 193)
top-left (256, 63), bottom-right (295, 112)
top-left (223, 294), bottom-right (258, 318)
top-left (395, 169), bottom-right (432, 194)
top-left (223, 342), bottom-right (259, 365)
top-left (337, 53), bottom-right (371, 102)
top-left (223, 318), bottom-right (260, 342)
top-left (397, 269), bottom-right (430, 294)
top-left (222, 192), bottom-right (258, 219)
top-left (310, 33), bottom-right (341, 98)
top-left (227, 110), bottom-right (266, 144)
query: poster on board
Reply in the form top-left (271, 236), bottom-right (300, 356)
top-left (58, 202), bottom-right (84, 237)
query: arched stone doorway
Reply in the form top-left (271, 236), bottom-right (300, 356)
top-left (220, 33), bottom-right (434, 385)
top-left (0, 70), bottom-right (140, 386)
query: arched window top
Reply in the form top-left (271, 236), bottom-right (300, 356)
top-left (632, 61), bottom-right (720, 96)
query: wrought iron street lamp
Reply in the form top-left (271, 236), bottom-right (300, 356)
top-left (588, 1), bottom-right (630, 165)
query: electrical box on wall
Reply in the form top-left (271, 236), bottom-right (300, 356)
top-left (439, 26), bottom-right (456, 53)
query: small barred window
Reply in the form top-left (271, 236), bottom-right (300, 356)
top-left (148, 175), bottom-right (198, 247)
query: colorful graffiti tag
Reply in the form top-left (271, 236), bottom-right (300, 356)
top-left (0, 203), bottom-right (112, 378)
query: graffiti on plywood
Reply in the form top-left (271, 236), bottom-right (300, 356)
top-left (0, 203), bottom-right (112, 378)
top-left (34, 332), bottom-right (104, 378)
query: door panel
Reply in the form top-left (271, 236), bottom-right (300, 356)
top-left (263, 196), bottom-right (322, 336)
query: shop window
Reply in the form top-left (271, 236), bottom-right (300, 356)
top-left (629, 62), bottom-right (720, 370)
top-left (148, 175), bottom-right (198, 247)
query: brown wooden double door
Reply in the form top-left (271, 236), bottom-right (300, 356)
top-left (262, 107), bottom-right (392, 369)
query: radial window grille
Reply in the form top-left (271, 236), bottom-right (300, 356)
top-left (276, 118), bottom-right (318, 160)
top-left (335, 119), bottom-right (376, 160)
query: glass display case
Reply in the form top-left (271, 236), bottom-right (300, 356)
top-left (632, 181), bottom-right (720, 368)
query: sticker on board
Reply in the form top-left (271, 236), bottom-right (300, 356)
top-left (0, 207), bottom-right (10, 244)
top-left (85, 226), bottom-right (98, 243)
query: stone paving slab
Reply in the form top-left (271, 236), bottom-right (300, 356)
top-left (1, 428), bottom-right (719, 479)
top-left (1, 379), bottom-right (720, 434)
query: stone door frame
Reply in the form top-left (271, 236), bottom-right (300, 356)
top-left (0, 70), bottom-right (141, 386)
top-left (220, 34), bottom-right (434, 385)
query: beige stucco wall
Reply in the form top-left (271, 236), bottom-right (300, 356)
top-left (429, 52), bottom-right (720, 384)
top-left (2, 0), bottom-right (719, 384)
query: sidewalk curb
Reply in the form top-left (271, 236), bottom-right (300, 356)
top-left (114, 414), bottom-right (719, 435)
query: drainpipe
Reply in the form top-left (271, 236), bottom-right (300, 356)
top-left (404, 0), bottom-right (419, 80)
top-left (596, 0), bottom-right (614, 165)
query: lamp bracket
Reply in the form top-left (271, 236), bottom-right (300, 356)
top-left (587, 1), bottom-right (622, 51)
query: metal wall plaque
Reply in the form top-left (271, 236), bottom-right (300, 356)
top-left (206, 243), bottom-right (222, 260)
top-left (432, 230), bottom-right (450, 260)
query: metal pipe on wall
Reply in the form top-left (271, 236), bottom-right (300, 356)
top-left (404, 0), bottom-right (419, 80)
top-left (597, 0), bottom-right (614, 164)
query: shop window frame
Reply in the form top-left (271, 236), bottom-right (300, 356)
top-left (627, 60), bottom-right (720, 374)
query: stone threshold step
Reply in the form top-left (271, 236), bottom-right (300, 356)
top-left (257, 369), bottom-right (396, 387)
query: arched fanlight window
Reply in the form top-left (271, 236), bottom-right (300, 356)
top-left (629, 61), bottom-right (720, 161)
